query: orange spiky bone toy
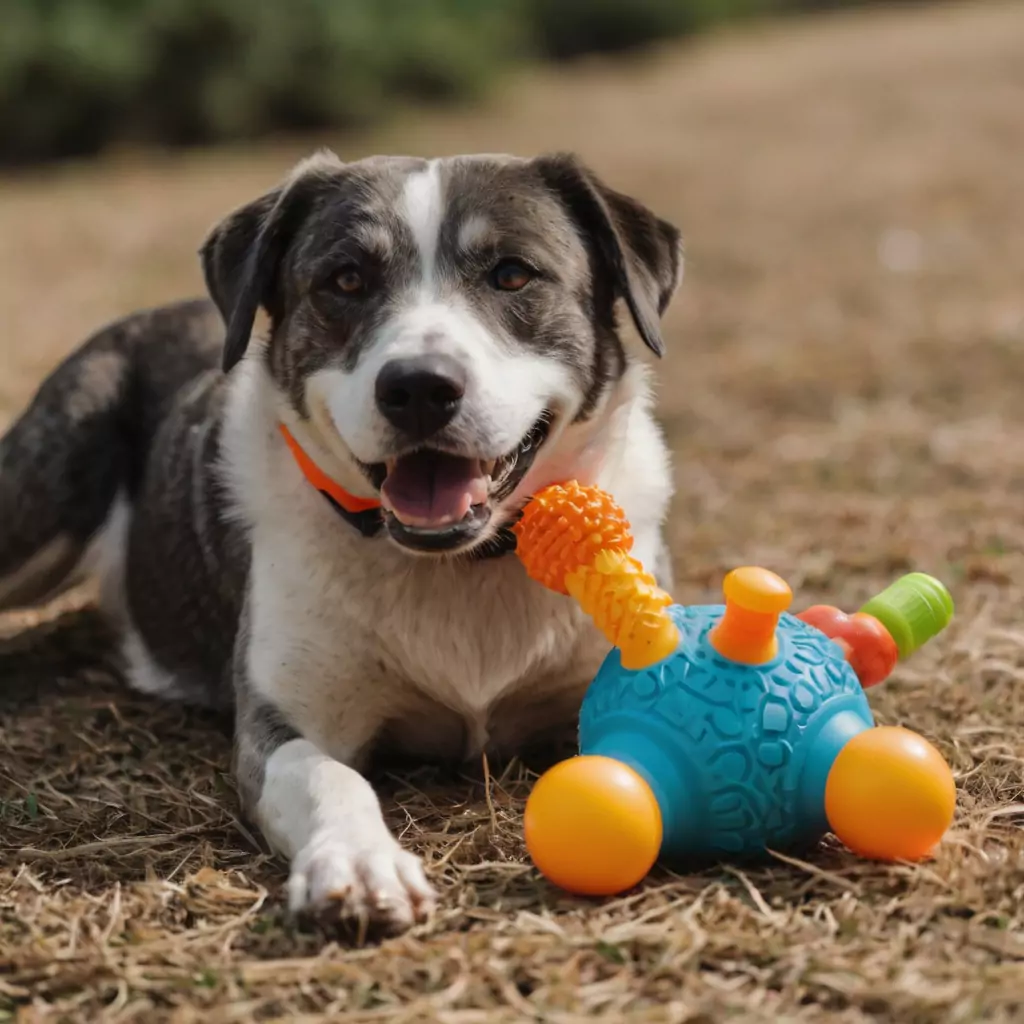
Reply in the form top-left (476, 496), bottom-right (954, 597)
top-left (514, 482), bottom-right (681, 670)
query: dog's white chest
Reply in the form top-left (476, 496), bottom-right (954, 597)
top-left (244, 501), bottom-right (607, 762)
top-left (371, 558), bottom-right (604, 757)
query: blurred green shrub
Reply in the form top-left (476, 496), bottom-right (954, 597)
top-left (522, 0), bottom-right (778, 59)
top-left (0, 0), bottom-right (520, 163)
top-left (0, 0), bottom-right (922, 165)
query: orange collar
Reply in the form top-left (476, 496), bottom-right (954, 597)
top-left (279, 424), bottom-right (382, 517)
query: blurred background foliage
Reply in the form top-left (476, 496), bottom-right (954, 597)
top-left (0, 0), bottom-right (920, 165)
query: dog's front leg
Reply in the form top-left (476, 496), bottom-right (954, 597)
top-left (232, 644), bottom-right (435, 933)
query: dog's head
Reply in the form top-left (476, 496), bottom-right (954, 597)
top-left (201, 150), bottom-right (682, 555)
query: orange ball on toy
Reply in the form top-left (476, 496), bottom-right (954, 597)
top-left (524, 755), bottom-right (663, 896)
top-left (825, 726), bottom-right (955, 861)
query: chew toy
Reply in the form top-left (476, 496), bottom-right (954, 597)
top-left (513, 482), bottom-right (956, 896)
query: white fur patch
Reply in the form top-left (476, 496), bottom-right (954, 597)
top-left (256, 738), bottom-right (386, 854)
top-left (83, 491), bottom-right (209, 703)
top-left (81, 489), bottom-right (132, 619)
top-left (256, 738), bottom-right (435, 923)
top-left (121, 626), bottom-right (194, 700)
top-left (457, 214), bottom-right (492, 252)
top-left (400, 160), bottom-right (444, 294)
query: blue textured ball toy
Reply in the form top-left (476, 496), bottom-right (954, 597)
top-left (581, 599), bottom-right (872, 863)
top-left (514, 483), bottom-right (956, 897)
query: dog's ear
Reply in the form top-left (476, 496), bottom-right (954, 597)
top-left (535, 153), bottom-right (683, 357)
top-left (200, 151), bottom-right (343, 373)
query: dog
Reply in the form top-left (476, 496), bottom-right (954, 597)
top-left (0, 150), bottom-right (683, 933)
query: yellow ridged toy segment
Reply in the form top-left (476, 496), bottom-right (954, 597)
top-left (565, 550), bottom-right (679, 670)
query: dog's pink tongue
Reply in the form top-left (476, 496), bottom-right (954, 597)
top-left (381, 452), bottom-right (487, 528)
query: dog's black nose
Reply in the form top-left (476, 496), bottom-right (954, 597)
top-left (375, 354), bottom-right (467, 439)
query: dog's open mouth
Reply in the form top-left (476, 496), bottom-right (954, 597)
top-left (372, 414), bottom-right (552, 553)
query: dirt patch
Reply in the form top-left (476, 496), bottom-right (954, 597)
top-left (2, 2), bottom-right (1024, 1020)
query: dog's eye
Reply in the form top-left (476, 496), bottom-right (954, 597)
top-left (333, 267), bottom-right (365, 295)
top-left (490, 258), bottom-right (534, 292)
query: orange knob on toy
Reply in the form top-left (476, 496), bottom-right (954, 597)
top-left (709, 567), bottom-right (793, 665)
top-left (524, 755), bottom-right (663, 896)
top-left (825, 726), bottom-right (955, 861)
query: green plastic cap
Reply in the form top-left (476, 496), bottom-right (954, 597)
top-left (859, 573), bottom-right (954, 660)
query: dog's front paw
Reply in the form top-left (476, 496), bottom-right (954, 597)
top-left (287, 829), bottom-right (435, 935)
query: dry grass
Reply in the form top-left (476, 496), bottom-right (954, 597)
top-left (3, 2), bottom-right (1024, 1020)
